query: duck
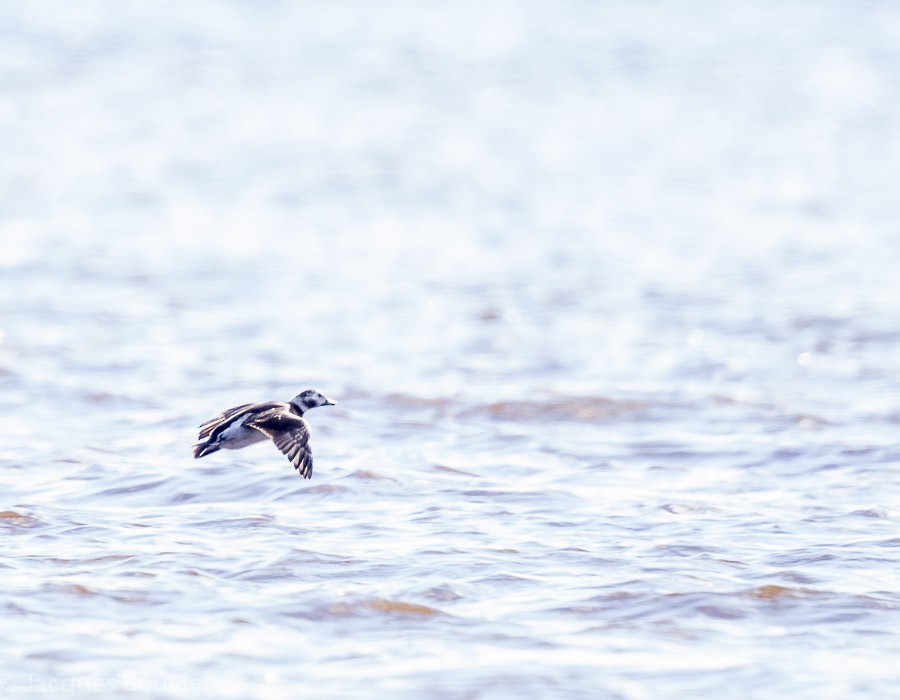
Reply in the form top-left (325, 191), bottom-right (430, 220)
top-left (193, 389), bottom-right (336, 479)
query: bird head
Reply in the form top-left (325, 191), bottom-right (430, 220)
top-left (290, 389), bottom-right (337, 415)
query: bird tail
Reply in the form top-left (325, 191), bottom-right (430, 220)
top-left (193, 440), bottom-right (220, 459)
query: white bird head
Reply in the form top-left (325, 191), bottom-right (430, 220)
top-left (290, 389), bottom-right (337, 415)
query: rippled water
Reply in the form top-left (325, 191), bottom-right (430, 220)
top-left (3, 1), bottom-right (900, 698)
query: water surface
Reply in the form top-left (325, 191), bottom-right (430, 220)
top-left (2, 1), bottom-right (900, 698)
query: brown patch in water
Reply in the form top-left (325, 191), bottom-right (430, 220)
top-left (64, 584), bottom-right (96, 596)
top-left (323, 599), bottom-right (443, 617)
top-left (303, 484), bottom-right (348, 494)
top-left (747, 585), bottom-right (812, 600)
top-left (0, 511), bottom-right (40, 528)
top-left (433, 464), bottom-right (479, 477)
top-left (465, 397), bottom-right (645, 423)
top-left (348, 470), bottom-right (398, 483)
top-left (365, 599), bottom-right (441, 616)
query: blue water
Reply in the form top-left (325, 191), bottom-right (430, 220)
top-left (2, 1), bottom-right (900, 698)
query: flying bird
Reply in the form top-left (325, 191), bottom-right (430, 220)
top-left (193, 389), bottom-right (336, 478)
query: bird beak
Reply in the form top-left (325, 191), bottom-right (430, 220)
top-left (325, 398), bottom-right (337, 406)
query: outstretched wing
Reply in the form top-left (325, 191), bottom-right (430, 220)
top-left (245, 408), bottom-right (314, 478)
top-left (197, 401), bottom-right (289, 441)
top-left (197, 403), bottom-right (255, 440)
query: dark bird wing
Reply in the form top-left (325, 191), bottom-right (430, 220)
top-left (197, 403), bottom-right (255, 439)
top-left (197, 401), bottom-right (287, 441)
top-left (244, 408), bottom-right (314, 478)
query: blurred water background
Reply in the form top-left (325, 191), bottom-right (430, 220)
top-left (2, 1), bottom-right (900, 698)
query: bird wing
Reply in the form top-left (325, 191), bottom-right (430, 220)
top-left (197, 403), bottom-right (255, 440)
top-left (244, 408), bottom-right (314, 478)
top-left (197, 401), bottom-right (290, 441)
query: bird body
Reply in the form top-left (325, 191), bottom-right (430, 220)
top-left (193, 389), bottom-right (335, 478)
